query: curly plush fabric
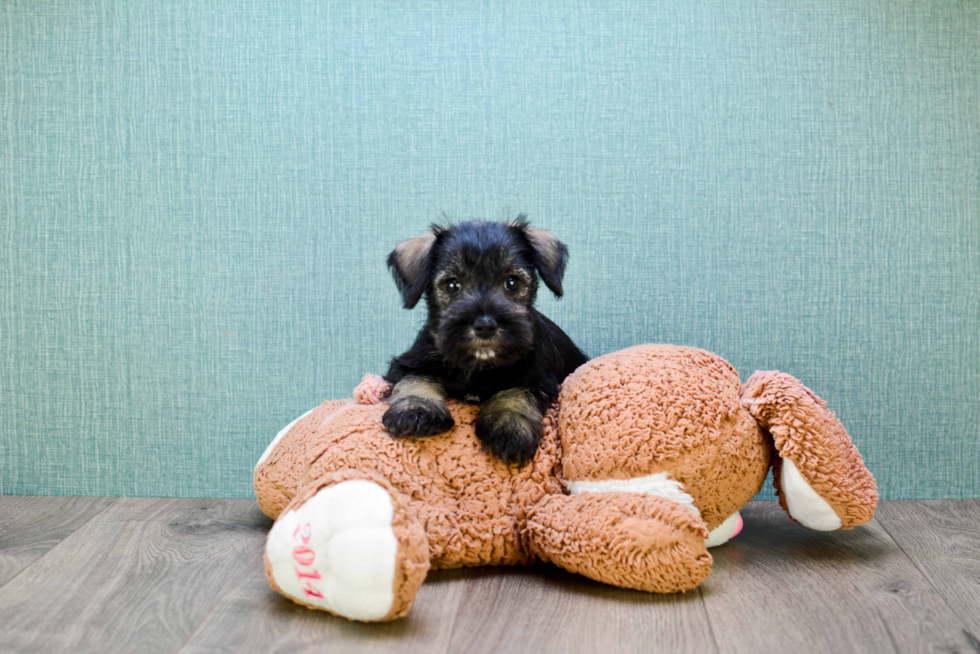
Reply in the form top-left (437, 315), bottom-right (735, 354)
top-left (526, 492), bottom-right (712, 592)
top-left (557, 345), bottom-right (772, 530)
top-left (352, 373), bottom-right (391, 406)
top-left (261, 388), bottom-right (565, 568)
top-left (254, 344), bottom-right (878, 621)
top-left (254, 399), bottom-right (352, 519)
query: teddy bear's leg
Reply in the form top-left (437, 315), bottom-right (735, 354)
top-left (264, 470), bottom-right (430, 622)
top-left (742, 371), bottom-right (878, 531)
top-left (253, 399), bottom-right (354, 519)
top-left (525, 492), bottom-right (712, 593)
top-left (254, 375), bottom-right (393, 521)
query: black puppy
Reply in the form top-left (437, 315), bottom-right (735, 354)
top-left (382, 217), bottom-right (588, 464)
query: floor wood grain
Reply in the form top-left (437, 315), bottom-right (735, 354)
top-left (0, 499), bottom-right (977, 654)
top-left (440, 563), bottom-right (717, 654)
top-left (0, 496), bottom-right (115, 588)
top-left (876, 500), bottom-right (980, 640)
top-left (699, 502), bottom-right (977, 654)
top-left (0, 498), bottom-right (271, 654)
top-left (179, 562), bottom-right (474, 654)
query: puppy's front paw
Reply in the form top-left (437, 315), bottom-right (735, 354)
top-left (382, 398), bottom-right (454, 438)
top-left (476, 402), bottom-right (543, 465)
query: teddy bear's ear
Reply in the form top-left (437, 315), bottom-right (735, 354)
top-left (516, 220), bottom-right (569, 298)
top-left (387, 230), bottom-right (437, 309)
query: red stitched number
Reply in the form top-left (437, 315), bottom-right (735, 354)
top-left (291, 522), bottom-right (323, 598)
top-left (293, 523), bottom-right (312, 544)
top-left (292, 546), bottom-right (315, 567)
top-left (295, 567), bottom-right (322, 581)
top-left (301, 582), bottom-right (324, 599)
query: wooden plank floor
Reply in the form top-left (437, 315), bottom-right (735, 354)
top-left (0, 499), bottom-right (977, 654)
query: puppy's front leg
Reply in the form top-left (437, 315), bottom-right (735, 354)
top-left (382, 376), bottom-right (455, 438)
top-left (476, 388), bottom-right (544, 465)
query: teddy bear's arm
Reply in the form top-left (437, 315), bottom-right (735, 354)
top-left (524, 491), bottom-right (712, 593)
top-left (742, 371), bottom-right (878, 530)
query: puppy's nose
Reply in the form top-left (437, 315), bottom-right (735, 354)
top-left (473, 315), bottom-right (498, 339)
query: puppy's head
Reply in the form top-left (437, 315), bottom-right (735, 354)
top-left (388, 216), bottom-right (568, 370)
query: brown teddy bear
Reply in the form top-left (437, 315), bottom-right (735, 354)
top-left (254, 344), bottom-right (877, 622)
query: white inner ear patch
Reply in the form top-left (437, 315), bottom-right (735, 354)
top-left (780, 458), bottom-right (843, 531)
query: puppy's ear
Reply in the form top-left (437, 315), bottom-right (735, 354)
top-left (387, 230), bottom-right (437, 308)
top-left (516, 221), bottom-right (568, 298)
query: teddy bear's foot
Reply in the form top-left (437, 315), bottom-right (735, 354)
top-left (264, 471), bottom-right (429, 622)
top-left (526, 492), bottom-right (712, 593)
top-left (742, 371), bottom-right (878, 530)
top-left (705, 511), bottom-right (743, 548)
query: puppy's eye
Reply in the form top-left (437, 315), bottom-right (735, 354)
top-left (445, 278), bottom-right (461, 294)
top-left (505, 276), bottom-right (520, 292)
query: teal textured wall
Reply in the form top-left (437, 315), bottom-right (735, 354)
top-left (2, 0), bottom-right (978, 499)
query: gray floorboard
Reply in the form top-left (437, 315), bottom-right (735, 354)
top-left (181, 555), bottom-right (715, 654)
top-left (0, 495), bottom-right (116, 588)
top-left (876, 500), bottom-right (980, 640)
top-left (699, 502), bottom-right (977, 654)
top-left (441, 563), bottom-right (717, 654)
top-left (0, 499), bottom-right (977, 653)
top-left (179, 564), bottom-right (474, 654)
top-left (0, 498), bottom-right (270, 654)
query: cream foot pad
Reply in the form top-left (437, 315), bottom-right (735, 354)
top-left (265, 480), bottom-right (398, 621)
